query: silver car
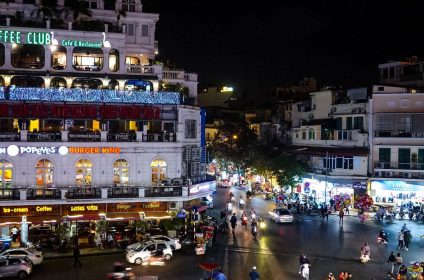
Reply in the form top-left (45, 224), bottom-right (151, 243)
top-left (0, 256), bottom-right (32, 279)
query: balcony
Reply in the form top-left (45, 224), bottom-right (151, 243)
top-left (144, 187), bottom-right (183, 197)
top-left (66, 187), bottom-right (102, 199)
top-left (1, 87), bottom-right (181, 105)
top-left (0, 189), bottom-right (20, 200)
top-left (27, 131), bottom-right (61, 142)
top-left (375, 130), bottom-right (424, 138)
top-left (27, 188), bottom-right (61, 200)
top-left (68, 131), bottom-right (101, 142)
top-left (292, 129), bottom-right (367, 147)
top-left (0, 132), bottom-right (20, 142)
top-left (107, 132), bottom-right (136, 142)
top-left (162, 70), bottom-right (185, 80)
top-left (107, 186), bottom-right (139, 198)
top-left (374, 162), bottom-right (424, 170)
top-left (142, 132), bottom-right (176, 142)
top-left (125, 65), bottom-right (156, 75)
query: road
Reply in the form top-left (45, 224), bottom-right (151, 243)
top-left (30, 186), bottom-right (424, 280)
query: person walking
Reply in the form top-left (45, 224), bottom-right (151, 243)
top-left (398, 231), bottom-right (404, 250)
top-left (395, 252), bottom-right (403, 273)
top-left (387, 251), bottom-right (396, 276)
top-left (73, 245), bottom-right (82, 268)
top-left (403, 230), bottom-right (411, 251)
top-left (339, 208), bottom-right (345, 224)
top-left (230, 213), bottom-right (237, 232)
top-left (360, 242), bottom-right (370, 263)
top-left (249, 266), bottom-right (260, 280)
top-left (10, 226), bottom-right (19, 243)
top-left (213, 268), bottom-right (227, 280)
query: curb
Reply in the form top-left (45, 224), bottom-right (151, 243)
top-left (44, 250), bottom-right (124, 260)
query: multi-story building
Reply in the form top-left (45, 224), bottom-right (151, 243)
top-left (0, 0), bottom-right (212, 244)
top-left (378, 56), bottom-right (424, 88)
top-left (369, 85), bottom-right (424, 207)
top-left (289, 88), bottom-right (369, 203)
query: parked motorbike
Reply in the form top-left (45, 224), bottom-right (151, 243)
top-left (377, 231), bottom-right (389, 245)
top-left (106, 262), bottom-right (136, 280)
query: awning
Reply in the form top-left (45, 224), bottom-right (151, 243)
top-left (106, 213), bottom-right (140, 221)
top-left (144, 212), bottom-right (172, 220)
top-left (27, 216), bottom-right (61, 223)
top-left (288, 145), bottom-right (369, 156)
top-left (184, 205), bottom-right (208, 213)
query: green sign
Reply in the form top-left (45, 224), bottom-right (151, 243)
top-left (0, 29), bottom-right (51, 45)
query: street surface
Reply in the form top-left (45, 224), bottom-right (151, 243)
top-left (30, 187), bottom-right (424, 280)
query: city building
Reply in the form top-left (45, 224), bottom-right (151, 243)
top-left (0, 0), bottom-right (213, 244)
top-left (379, 56), bottom-right (424, 88)
top-left (289, 88), bottom-right (369, 203)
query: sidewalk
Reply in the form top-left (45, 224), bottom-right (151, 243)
top-left (43, 247), bottom-right (124, 260)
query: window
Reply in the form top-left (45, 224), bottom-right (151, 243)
top-left (109, 49), bottom-right (119, 72)
top-left (418, 149), bottom-right (424, 163)
top-left (11, 44), bottom-right (45, 69)
top-left (324, 155), bottom-right (353, 170)
top-left (346, 117), bottom-right (352, 130)
top-left (0, 160), bottom-right (12, 188)
top-left (122, 0), bottom-right (136, 11)
top-left (309, 130), bottom-right (314, 140)
top-left (50, 77), bottom-right (67, 88)
top-left (75, 159), bottom-right (92, 186)
top-left (51, 46), bottom-right (67, 70)
top-left (141, 24), bottom-right (149, 37)
top-left (398, 148), bottom-right (411, 169)
top-left (113, 159), bottom-right (129, 185)
top-left (379, 148), bottom-right (391, 163)
top-left (150, 159), bottom-right (167, 183)
top-left (336, 157), bottom-right (343, 169)
top-left (0, 43), bottom-right (4, 67)
top-left (72, 47), bottom-right (103, 71)
top-left (35, 159), bottom-right (53, 187)
top-left (302, 131), bottom-right (306, 140)
top-left (353, 117), bottom-right (364, 130)
top-left (126, 24), bottom-right (134, 36)
top-left (185, 120), bottom-right (197, 139)
top-left (343, 157), bottom-right (353, 169)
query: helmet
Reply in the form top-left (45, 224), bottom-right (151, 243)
top-left (252, 266), bottom-right (256, 270)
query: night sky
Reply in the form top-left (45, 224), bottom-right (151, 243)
top-left (143, 0), bottom-right (424, 91)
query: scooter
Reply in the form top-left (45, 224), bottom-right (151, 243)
top-left (377, 232), bottom-right (389, 245)
top-left (106, 262), bottom-right (136, 280)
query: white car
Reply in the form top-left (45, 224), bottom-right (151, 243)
top-left (269, 208), bottom-right (294, 223)
top-left (0, 248), bottom-right (43, 266)
top-left (126, 241), bottom-right (173, 265)
top-left (126, 235), bottom-right (181, 252)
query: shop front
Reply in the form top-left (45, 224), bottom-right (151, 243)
top-left (370, 180), bottom-right (424, 209)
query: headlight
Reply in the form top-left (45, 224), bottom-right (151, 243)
top-left (260, 222), bottom-right (266, 229)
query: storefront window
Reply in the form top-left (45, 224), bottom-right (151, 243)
top-left (11, 76), bottom-right (45, 87)
top-left (125, 56), bottom-right (140, 65)
top-left (124, 80), bottom-right (152, 91)
top-left (109, 49), bottom-right (119, 72)
top-left (108, 79), bottom-right (119, 90)
top-left (71, 78), bottom-right (102, 89)
top-left (51, 46), bottom-right (67, 70)
top-left (113, 159), bottom-right (129, 185)
top-left (50, 77), bottom-right (67, 88)
top-left (35, 159), bottom-right (53, 187)
top-left (73, 47), bottom-right (103, 71)
top-left (75, 159), bottom-right (92, 186)
top-left (0, 160), bottom-right (12, 188)
top-left (11, 44), bottom-right (45, 69)
top-left (150, 159), bottom-right (167, 183)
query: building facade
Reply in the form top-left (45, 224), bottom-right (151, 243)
top-left (0, 0), bottom-right (212, 243)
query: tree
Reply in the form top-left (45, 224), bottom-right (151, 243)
top-left (31, 0), bottom-right (59, 20)
top-left (115, 9), bottom-right (127, 30)
top-left (62, 0), bottom-right (93, 22)
top-left (272, 154), bottom-right (306, 191)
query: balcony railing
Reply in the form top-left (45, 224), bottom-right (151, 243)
top-left (68, 131), bottom-right (101, 142)
top-left (144, 187), bottom-right (183, 197)
top-left (125, 65), bottom-right (155, 75)
top-left (162, 70), bottom-right (185, 80)
top-left (107, 132), bottom-right (136, 142)
top-left (375, 130), bottom-right (424, 138)
top-left (67, 187), bottom-right (102, 199)
top-left (0, 188), bottom-right (20, 200)
top-left (107, 187), bottom-right (139, 198)
top-left (0, 132), bottom-right (20, 141)
top-left (27, 131), bottom-right (61, 142)
top-left (1, 87), bottom-right (181, 105)
top-left (142, 132), bottom-right (176, 142)
top-left (374, 162), bottom-right (424, 170)
top-left (27, 188), bottom-right (61, 200)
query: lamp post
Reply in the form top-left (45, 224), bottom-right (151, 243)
top-left (325, 151), bottom-right (329, 206)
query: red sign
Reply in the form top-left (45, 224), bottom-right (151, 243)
top-left (0, 103), bottom-right (161, 120)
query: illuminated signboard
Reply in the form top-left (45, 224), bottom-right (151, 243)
top-left (0, 145), bottom-right (121, 156)
top-left (0, 29), bottom-right (51, 45)
top-left (61, 39), bottom-right (102, 48)
top-left (64, 204), bottom-right (106, 215)
top-left (1, 205), bottom-right (59, 217)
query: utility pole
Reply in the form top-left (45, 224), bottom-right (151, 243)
top-left (325, 151), bottom-right (329, 206)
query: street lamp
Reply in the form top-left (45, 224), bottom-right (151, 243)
top-left (325, 151), bottom-right (329, 206)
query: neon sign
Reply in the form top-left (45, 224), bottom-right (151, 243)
top-left (0, 29), bottom-right (51, 45)
top-left (61, 39), bottom-right (102, 48)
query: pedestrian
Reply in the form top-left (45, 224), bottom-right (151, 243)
top-left (73, 245), bottom-right (82, 268)
top-left (395, 252), bottom-right (403, 273)
top-left (397, 264), bottom-right (408, 280)
top-left (213, 268), bottom-right (227, 280)
top-left (230, 213), bottom-right (237, 231)
top-left (398, 231), bottom-right (404, 250)
top-left (10, 226), bottom-right (19, 243)
top-left (325, 205), bottom-right (329, 221)
top-left (220, 209), bottom-right (226, 220)
top-left (339, 208), bottom-right (344, 223)
top-left (327, 272), bottom-right (336, 280)
top-left (298, 253), bottom-right (310, 274)
top-left (387, 251), bottom-right (396, 275)
top-left (345, 205), bottom-right (350, 215)
top-left (321, 205), bottom-right (326, 220)
top-left (249, 266), bottom-right (260, 280)
top-left (360, 242), bottom-right (370, 263)
top-left (403, 230), bottom-right (411, 251)
top-left (108, 233), bottom-right (114, 248)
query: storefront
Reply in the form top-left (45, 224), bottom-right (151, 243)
top-left (370, 180), bottom-right (424, 208)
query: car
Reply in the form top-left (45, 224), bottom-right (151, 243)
top-left (201, 195), bottom-right (214, 209)
top-left (126, 241), bottom-right (173, 265)
top-left (126, 235), bottom-right (181, 253)
top-left (269, 208), bottom-right (294, 223)
top-left (0, 248), bottom-right (43, 265)
top-left (0, 256), bottom-right (32, 279)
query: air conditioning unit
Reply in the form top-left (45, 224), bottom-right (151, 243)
top-left (147, 134), bottom-right (155, 141)
top-left (374, 171), bottom-right (382, 177)
top-left (352, 108), bottom-right (357, 113)
top-left (171, 178), bottom-right (183, 185)
top-left (376, 162), bottom-right (384, 168)
top-left (404, 172), bottom-right (411, 179)
top-left (384, 171), bottom-right (394, 177)
top-left (168, 202), bottom-right (178, 210)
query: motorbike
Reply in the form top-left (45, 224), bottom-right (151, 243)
top-left (251, 224), bottom-right (257, 239)
top-left (106, 262), bottom-right (136, 280)
top-left (218, 219), bottom-right (228, 233)
top-left (377, 232), bottom-right (389, 245)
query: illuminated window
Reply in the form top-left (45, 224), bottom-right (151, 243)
top-left (72, 47), bottom-right (103, 71)
top-left (0, 160), bottom-right (13, 188)
top-left (113, 159), bottom-right (129, 185)
top-left (150, 159), bottom-right (167, 183)
top-left (75, 159), bottom-right (92, 187)
top-left (11, 44), bottom-right (45, 69)
top-left (51, 46), bottom-right (67, 70)
top-left (50, 77), bottom-right (67, 88)
top-left (35, 159), bottom-right (53, 187)
top-left (109, 49), bottom-right (119, 72)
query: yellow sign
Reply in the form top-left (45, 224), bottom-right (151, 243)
top-left (70, 205), bottom-right (99, 212)
top-left (2, 207), bottom-right (29, 214)
top-left (142, 202), bottom-right (161, 209)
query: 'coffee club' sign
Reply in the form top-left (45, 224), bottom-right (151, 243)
top-left (0, 29), bottom-right (51, 45)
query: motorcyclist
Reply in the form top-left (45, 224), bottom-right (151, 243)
top-left (239, 197), bottom-right (245, 209)
top-left (241, 212), bottom-right (248, 229)
top-left (227, 202), bottom-right (233, 214)
top-left (379, 230), bottom-right (389, 243)
top-left (251, 219), bottom-right (258, 238)
top-left (250, 209), bottom-right (257, 221)
top-left (246, 190), bottom-right (252, 200)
